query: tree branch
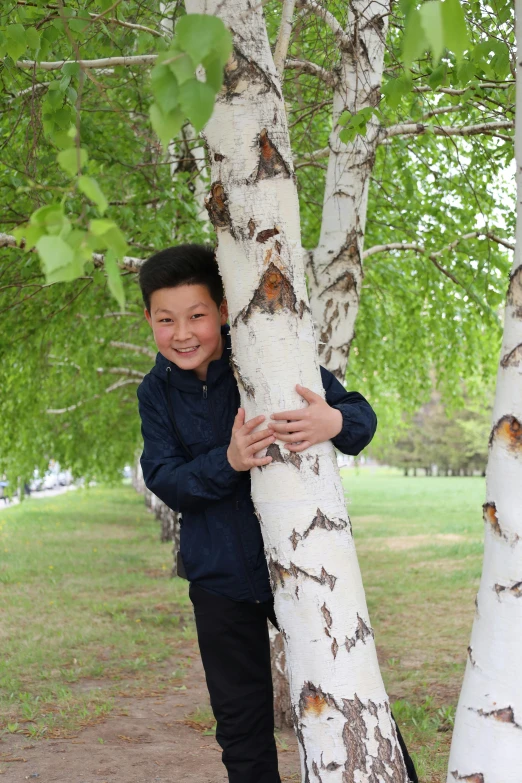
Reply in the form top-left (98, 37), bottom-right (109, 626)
top-left (285, 59), bottom-right (338, 87)
top-left (96, 366), bottom-right (146, 379)
top-left (274, 0), bottom-right (297, 76)
top-left (294, 0), bottom-right (347, 45)
top-left (98, 340), bottom-right (156, 359)
top-left (413, 81), bottom-right (515, 96)
top-left (363, 231), bottom-right (514, 296)
top-left (46, 377), bottom-right (141, 414)
top-left (379, 119), bottom-right (514, 142)
top-left (16, 54), bottom-right (158, 71)
top-left (0, 233), bottom-right (144, 272)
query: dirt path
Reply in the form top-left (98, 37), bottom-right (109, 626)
top-left (1, 641), bottom-right (300, 783)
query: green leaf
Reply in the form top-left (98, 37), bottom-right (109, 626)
top-left (178, 79), bottom-right (215, 133)
top-left (441, 0), bottom-right (469, 61)
top-left (165, 50), bottom-right (195, 86)
top-left (25, 27), bottom-right (41, 51)
top-left (419, 1), bottom-right (444, 63)
top-left (89, 219), bottom-right (116, 236)
top-left (104, 249), bottom-right (126, 309)
top-left (151, 64), bottom-right (180, 114)
top-left (202, 51), bottom-right (225, 92)
top-left (176, 14), bottom-right (232, 67)
top-left (78, 176), bottom-right (109, 215)
top-left (30, 204), bottom-right (65, 230)
top-left (62, 62), bottom-right (80, 78)
top-left (149, 103), bottom-right (184, 147)
top-left (35, 235), bottom-right (74, 274)
top-left (428, 63), bottom-right (447, 88)
top-left (57, 147), bottom-right (88, 177)
top-left (45, 255), bottom-right (85, 284)
top-left (68, 18), bottom-right (89, 33)
top-left (14, 223), bottom-right (45, 250)
top-left (89, 220), bottom-right (128, 257)
top-left (402, 9), bottom-right (428, 67)
top-left (6, 24), bottom-right (27, 61)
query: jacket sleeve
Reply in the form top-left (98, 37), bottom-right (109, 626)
top-left (320, 366), bottom-right (377, 456)
top-left (137, 381), bottom-right (242, 512)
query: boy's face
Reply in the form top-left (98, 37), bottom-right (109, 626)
top-left (145, 284), bottom-right (228, 381)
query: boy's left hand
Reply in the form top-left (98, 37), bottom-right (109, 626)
top-left (267, 384), bottom-right (343, 452)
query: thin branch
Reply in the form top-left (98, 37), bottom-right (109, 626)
top-left (98, 340), bottom-right (156, 359)
top-left (274, 0), bottom-right (297, 77)
top-left (294, 0), bottom-right (347, 45)
top-left (363, 231), bottom-right (514, 298)
top-left (413, 82), bottom-right (515, 96)
top-left (16, 55), bottom-right (158, 71)
top-left (46, 377), bottom-right (141, 415)
top-left (1, 234), bottom-right (144, 272)
top-left (379, 119), bottom-right (514, 142)
top-left (97, 366), bottom-right (146, 379)
top-left (285, 58), bottom-right (338, 87)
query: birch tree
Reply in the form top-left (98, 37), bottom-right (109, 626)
top-left (180, 0), bottom-right (410, 777)
top-left (446, 4), bottom-right (522, 779)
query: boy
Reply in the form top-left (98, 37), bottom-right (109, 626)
top-left (137, 244), bottom-right (417, 783)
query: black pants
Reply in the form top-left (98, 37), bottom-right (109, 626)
top-left (189, 583), bottom-right (418, 783)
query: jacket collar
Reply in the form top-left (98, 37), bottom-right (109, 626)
top-left (150, 324), bottom-right (232, 392)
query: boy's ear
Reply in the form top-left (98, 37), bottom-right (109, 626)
top-left (220, 298), bottom-right (229, 324)
top-left (144, 308), bottom-right (152, 327)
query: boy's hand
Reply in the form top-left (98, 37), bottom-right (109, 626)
top-left (227, 409), bottom-right (276, 471)
top-left (268, 384), bottom-right (343, 452)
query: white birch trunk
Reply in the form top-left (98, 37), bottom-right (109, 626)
top-left (185, 0), bottom-right (408, 777)
top-left (306, 0), bottom-right (390, 379)
top-left (446, 6), bottom-right (522, 780)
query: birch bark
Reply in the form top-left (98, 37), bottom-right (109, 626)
top-left (446, 6), bottom-right (522, 781)
top-left (184, 0), bottom-right (407, 777)
top-left (305, 0), bottom-right (390, 379)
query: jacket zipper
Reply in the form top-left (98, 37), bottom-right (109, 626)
top-left (205, 380), bottom-right (260, 603)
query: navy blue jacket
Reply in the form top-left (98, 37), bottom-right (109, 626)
top-left (137, 324), bottom-right (377, 603)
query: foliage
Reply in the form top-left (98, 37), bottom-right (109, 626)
top-left (0, 0), bottom-right (515, 483)
top-left (375, 391), bottom-right (493, 474)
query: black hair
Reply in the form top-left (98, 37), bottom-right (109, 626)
top-left (138, 244), bottom-right (224, 313)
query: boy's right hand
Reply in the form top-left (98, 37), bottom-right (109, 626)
top-left (227, 409), bottom-right (275, 471)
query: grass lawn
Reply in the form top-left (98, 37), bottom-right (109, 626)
top-left (0, 473), bottom-right (486, 780)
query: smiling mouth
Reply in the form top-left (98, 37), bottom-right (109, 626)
top-left (175, 346), bottom-right (199, 354)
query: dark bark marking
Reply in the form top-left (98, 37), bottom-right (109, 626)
top-left (321, 603), bottom-right (333, 628)
top-left (214, 152), bottom-right (225, 161)
top-left (473, 705), bottom-right (522, 728)
top-left (256, 227), bottom-right (280, 243)
top-left (507, 263), bottom-right (522, 318)
top-left (483, 502), bottom-right (502, 537)
top-left (267, 442), bottom-right (285, 463)
top-left (312, 455), bottom-right (320, 475)
top-left (298, 299), bottom-right (310, 319)
top-left (368, 700), bottom-right (378, 718)
top-left (233, 262), bottom-right (297, 324)
top-left (489, 414), bottom-right (522, 452)
top-left (268, 558), bottom-right (337, 590)
top-left (500, 343), bottom-right (522, 367)
top-left (451, 773), bottom-right (485, 783)
top-left (467, 645), bottom-right (477, 666)
top-left (325, 347), bottom-right (332, 365)
top-left (287, 452), bottom-right (302, 470)
top-left (223, 48), bottom-right (282, 100)
top-left (229, 356), bottom-right (255, 399)
top-left (289, 529), bottom-right (301, 550)
top-left (205, 182), bottom-right (232, 229)
top-left (331, 638), bottom-right (338, 659)
top-left (312, 760), bottom-right (323, 783)
top-left (345, 614), bottom-right (374, 653)
top-left (292, 704), bottom-right (310, 783)
top-left (256, 128), bottom-right (291, 181)
top-left (289, 508), bottom-right (347, 550)
top-left (341, 694), bottom-right (368, 780)
top-left (248, 217), bottom-right (256, 238)
top-left (493, 580), bottom-right (522, 598)
top-left (275, 239), bottom-right (282, 254)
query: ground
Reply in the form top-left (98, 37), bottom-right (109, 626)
top-left (0, 471), bottom-right (486, 782)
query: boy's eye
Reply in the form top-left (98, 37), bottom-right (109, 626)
top-left (191, 314), bottom-right (204, 319)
